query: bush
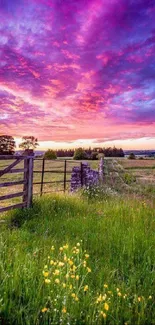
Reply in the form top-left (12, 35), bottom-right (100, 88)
top-left (73, 148), bottom-right (87, 160)
top-left (128, 153), bottom-right (136, 160)
top-left (123, 173), bottom-right (136, 185)
top-left (44, 149), bottom-right (57, 160)
top-left (90, 152), bottom-right (98, 160)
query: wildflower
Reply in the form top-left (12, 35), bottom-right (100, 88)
top-left (71, 293), bottom-right (76, 298)
top-left (63, 244), bottom-right (69, 250)
top-left (96, 294), bottom-right (103, 303)
top-left (76, 275), bottom-right (79, 281)
top-left (75, 296), bottom-right (79, 301)
top-left (50, 260), bottom-right (54, 265)
top-left (62, 283), bottom-right (66, 288)
top-left (116, 288), bottom-right (120, 292)
top-left (59, 247), bottom-right (63, 251)
top-left (118, 292), bottom-right (122, 297)
top-left (55, 278), bottom-right (60, 284)
top-left (77, 243), bottom-right (80, 247)
top-left (51, 246), bottom-right (55, 251)
top-left (100, 311), bottom-right (106, 318)
top-left (42, 307), bottom-right (48, 313)
top-left (104, 303), bottom-right (109, 311)
top-left (43, 271), bottom-right (49, 277)
top-left (69, 284), bottom-right (73, 289)
top-left (87, 267), bottom-right (91, 273)
top-left (64, 255), bottom-right (67, 262)
top-left (71, 275), bottom-right (75, 278)
top-left (85, 254), bottom-right (89, 259)
top-left (62, 307), bottom-right (67, 313)
top-left (45, 279), bottom-right (51, 284)
top-left (83, 261), bottom-right (87, 267)
top-left (104, 284), bottom-right (108, 288)
top-left (53, 269), bottom-right (60, 276)
top-left (72, 265), bottom-right (77, 272)
top-left (84, 285), bottom-right (89, 292)
top-left (148, 295), bottom-right (152, 300)
top-left (68, 259), bottom-right (74, 266)
top-left (76, 249), bottom-right (80, 254)
top-left (58, 262), bottom-right (65, 267)
top-left (138, 297), bottom-right (141, 302)
top-left (66, 274), bottom-right (69, 279)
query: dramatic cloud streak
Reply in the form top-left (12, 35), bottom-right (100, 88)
top-left (0, 0), bottom-right (155, 146)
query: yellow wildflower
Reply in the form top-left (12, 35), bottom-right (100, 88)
top-left (77, 243), bottom-right (80, 247)
top-left (100, 311), bottom-right (106, 318)
top-left (63, 244), bottom-right (69, 250)
top-left (71, 274), bottom-right (75, 278)
top-left (59, 247), bottom-right (63, 251)
top-left (55, 278), bottom-right (60, 284)
top-left (69, 284), bottom-right (73, 289)
top-left (104, 284), bottom-right (108, 288)
top-left (71, 293), bottom-right (76, 298)
top-left (87, 267), bottom-right (91, 273)
top-left (42, 307), bottom-right (48, 313)
top-left (75, 296), bottom-right (79, 301)
top-left (138, 297), bottom-right (141, 302)
top-left (83, 261), bottom-right (87, 267)
top-left (62, 283), bottom-right (66, 288)
top-left (45, 279), bottom-right (51, 284)
top-left (62, 307), bottom-right (67, 313)
top-left (96, 294), bottom-right (103, 303)
top-left (72, 265), bottom-right (77, 272)
top-left (64, 255), bottom-right (67, 262)
top-left (66, 274), bottom-right (69, 279)
top-left (51, 246), bottom-right (55, 251)
top-left (76, 275), bottom-right (79, 281)
top-left (68, 260), bottom-right (74, 266)
top-left (118, 292), bottom-right (122, 297)
top-left (85, 254), bottom-right (89, 259)
top-left (116, 288), bottom-right (120, 292)
top-left (58, 262), bottom-right (64, 267)
top-left (148, 295), bottom-right (152, 300)
top-left (76, 249), bottom-right (80, 254)
top-left (50, 260), bottom-right (54, 265)
top-left (84, 285), bottom-right (89, 292)
top-left (43, 271), bottom-right (49, 277)
top-left (104, 303), bottom-right (109, 311)
top-left (53, 269), bottom-right (60, 276)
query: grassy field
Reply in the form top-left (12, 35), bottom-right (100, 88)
top-left (0, 159), bottom-right (99, 209)
top-left (0, 193), bottom-right (155, 324)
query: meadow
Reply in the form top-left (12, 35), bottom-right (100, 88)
top-left (0, 193), bottom-right (155, 325)
top-left (0, 158), bottom-right (155, 324)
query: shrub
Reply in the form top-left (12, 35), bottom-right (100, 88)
top-left (73, 148), bottom-right (87, 160)
top-left (123, 173), bottom-right (136, 184)
top-left (128, 153), bottom-right (136, 160)
top-left (44, 149), bottom-right (57, 160)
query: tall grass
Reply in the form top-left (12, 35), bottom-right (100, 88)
top-left (0, 194), bottom-right (154, 324)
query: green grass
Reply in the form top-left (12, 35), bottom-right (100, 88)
top-left (0, 193), bottom-right (155, 324)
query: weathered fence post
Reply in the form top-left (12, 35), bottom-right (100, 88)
top-left (23, 152), bottom-right (34, 208)
top-left (81, 162), bottom-right (83, 187)
top-left (64, 160), bottom-right (67, 192)
top-left (40, 158), bottom-right (45, 196)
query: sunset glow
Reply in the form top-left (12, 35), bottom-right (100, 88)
top-left (0, 0), bottom-right (155, 149)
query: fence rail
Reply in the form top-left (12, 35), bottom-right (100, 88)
top-left (0, 156), bottom-right (83, 213)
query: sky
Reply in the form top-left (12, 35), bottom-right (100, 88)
top-left (0, 0), bottom-right (155, 150)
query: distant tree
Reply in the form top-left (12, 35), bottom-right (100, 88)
top-left (90, 152), bottom-right (99, 160)
top-left (128, 153), bottom-right (136, 160)
top-left (19, 136), bottom-right (39, 150)
top-left (44, 149), bottom-right (57, 160)
top-left (73, 148), bottom-right (87, 160)
top-left (0, 135), bottom-right (16, 155)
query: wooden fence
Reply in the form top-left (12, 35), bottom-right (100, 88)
top-left (0, 155), bottom-right (33, 213)
top-left (0, 156), bottom-right (83, 213)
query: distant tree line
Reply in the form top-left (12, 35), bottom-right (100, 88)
top-left (55, 147), bottom-right (124, 159)
top-left (0, 135), bottom-right (124, 159)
